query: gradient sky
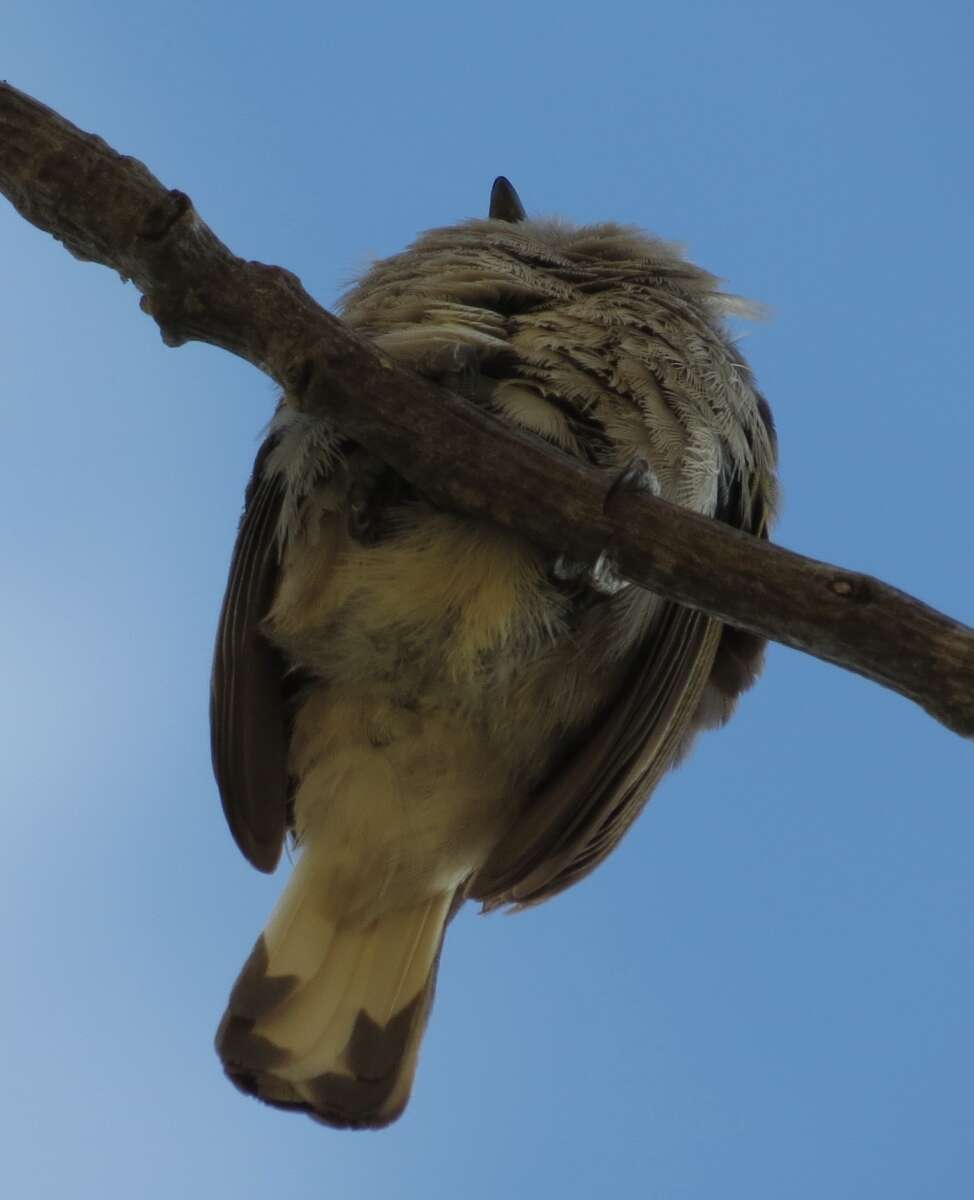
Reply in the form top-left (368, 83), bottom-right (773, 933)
top-left (3, 2), bottom-right (973, 1197)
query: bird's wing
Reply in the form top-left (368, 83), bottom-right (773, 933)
top-left (472, 431), bottom-right (776, 911)
top-left (472, 599), bottom-right (722, 910)
top-left (211, 438), bottom-right (290, 873)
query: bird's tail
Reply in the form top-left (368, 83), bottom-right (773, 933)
top-left (216, 853), bottom-right (455, 1129)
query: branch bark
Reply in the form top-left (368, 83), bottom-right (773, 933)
top-left (2, 81), bottom-right (973, 738)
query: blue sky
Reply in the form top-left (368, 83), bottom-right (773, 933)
top-left (3, 2), bottom-right (972, 1196)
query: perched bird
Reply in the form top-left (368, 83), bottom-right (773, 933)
top-left (212, 177), bottom-right (778, 1129)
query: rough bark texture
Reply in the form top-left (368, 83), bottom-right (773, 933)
top-left (2, 81), bottom-right (972, 738)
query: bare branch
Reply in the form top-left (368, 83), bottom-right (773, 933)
top-left (2, 81), bottom-right (972, 738)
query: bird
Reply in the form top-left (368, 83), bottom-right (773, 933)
top-left (211, 177), bottom-right (779, 1129)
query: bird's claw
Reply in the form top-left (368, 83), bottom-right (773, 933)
top-left (607, 456), bottom-right (662, 505)
top-left (552, 458), bottom-right (657, 595)
top-left (552, 548), bottom-right (628, 595)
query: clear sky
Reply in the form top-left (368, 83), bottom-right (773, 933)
top-left (3, 2), bottom-right (972, 1197)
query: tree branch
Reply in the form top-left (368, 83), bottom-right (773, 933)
top-left (2, 81), bottom-right (972, 738)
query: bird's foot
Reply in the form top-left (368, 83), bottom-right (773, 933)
top-left (552, 549), bottom-right (627, 596)
top-left (551, 458), bottom-right (660, 595)
top-left (425, 342), bottom-right (482, 400)
top-left (606, 455), bottom-right (662, 504)
top-left (346, 453), bottom-right (403, 545)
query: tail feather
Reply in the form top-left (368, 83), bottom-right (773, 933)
top-left (217, 867), bottom-right (454, 1129)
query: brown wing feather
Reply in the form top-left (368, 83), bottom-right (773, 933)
top-left (472, 602), bottom-right (722, 910)
top-left (211, 440), bottom-right (289, 873)
top-left (473, 396), bottom-right (777, 912)
top-left (706, 394), bottom-right (777, 717)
